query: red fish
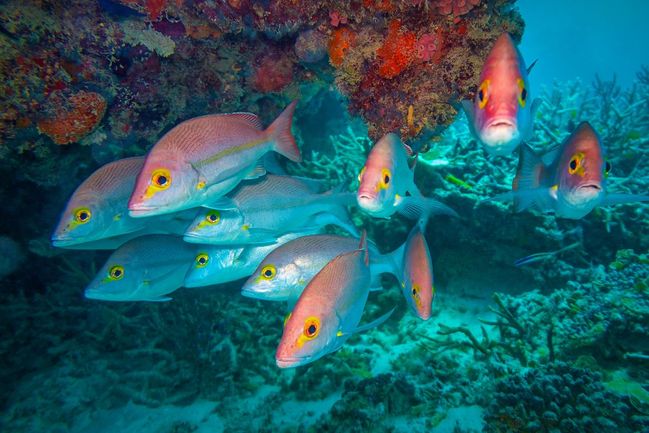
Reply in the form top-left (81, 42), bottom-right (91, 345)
top-left (499, 122), bottom-right (649, 219)
top-left (401, 223), bottom-right (434, 320)
top-left (462, 33), bottom-right (540, 156)
top-left (128, 101), bottom-right (301, 218)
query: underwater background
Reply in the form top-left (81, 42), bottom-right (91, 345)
top-left (1, 1), bottom-right (648, 432)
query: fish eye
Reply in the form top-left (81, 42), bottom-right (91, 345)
top-left (303, 317), bottom-right (320, 339)
top-left (605, 161), bottom-right (612, 175)
top-left (151, 168), bottom-right (172, 189)
top-left (380, 168), bottom-right (392, 189)
top-left (260, 264), bottom-right (276, 280)
top-left (568, 153), bottom-right (583, 175)
top-left (205, 210), bottom-right (221, 224)
top-left (109, 265), bottom-right (124, 280)
top-left (358, 167), bottom-right (366, 183)
top-left (74, 207), bottom-right (92, 224)
top-left (195, 253), bottom-right (209, 268)
top-left (477, 79), bottom-right (490, 109)
top-left (517, 78), bottom-right (527, 108)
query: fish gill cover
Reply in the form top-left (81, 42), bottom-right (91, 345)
top-left (0, 1), bottom-right (648, 433)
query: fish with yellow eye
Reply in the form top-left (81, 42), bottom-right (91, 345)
top-left (241, 234), bottom-right (403, 305)
top-left (462, 32), bottom-right (541, 156)
top-left (275, 232), bottom-right (394, 368)
top-left (84, 235), bottom-right (198, 302)
top-left (183, 231), bottom-right (317, 288)
top-left (356, 133), bottom-right (457, 226)
top-left (51, 157), bottom-right (194, 249)
top-left (493, 121), bottom-right (649, 219)
top-left (183, 175), bottom-right (358, 245)
top-left (128, 101), bottom-right (301, 218)
top-left (401, 223), bottom-right (434, 320)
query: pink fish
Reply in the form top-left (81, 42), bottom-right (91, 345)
top-left (52, 157), bottom-right (191, 249)
top-left (401, 223), bottom-right (434, 320)
top-left (275, 232), bottom-right (392, 368)
top-left (357, 133), bottom-right (457, 225)
top-left (462, 33), bottom-right (541, 156)
top-left (498, 122), bottom-right (649, 219)
top-left (128, 101), bottom-right (301, 218)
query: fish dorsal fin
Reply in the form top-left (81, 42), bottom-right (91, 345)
top-left (540, 142), bottom-right (563, 166)
top-left (526, 58), bottom-right (538, 75)
top-left (225, 112), bottom-right (264, 130)
top-left (402, 142), bottom-right (414, 157)
top-left (514, 144), bottom-right (546, 192)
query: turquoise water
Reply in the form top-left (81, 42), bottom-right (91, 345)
top-left (1, 1), bottom-right (648, 432)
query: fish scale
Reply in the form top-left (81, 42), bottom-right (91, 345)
top-left (81, 156), bottom-right (144, 197)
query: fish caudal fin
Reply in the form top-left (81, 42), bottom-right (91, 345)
top-left (512, 144), bottom-right (550, 212)
top-left (267, 100), bottom-right (301, 162)
top-left (313, 209), bottom-right (359, 237)
top-left (461, 100), bottom-right (478, 138)
top-left (359, 229), bottom-right (369, 266)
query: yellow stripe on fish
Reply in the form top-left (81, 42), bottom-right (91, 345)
top-left (193, 137), bottom-right (269, 169)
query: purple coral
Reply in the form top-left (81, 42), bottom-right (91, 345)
top-left (416, 32), bottom-right (442, 62)
top-left (434, 0), bottom-right (482, 16)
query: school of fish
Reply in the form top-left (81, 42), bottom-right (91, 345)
top-left (52, 32), bottom-right (648, 368)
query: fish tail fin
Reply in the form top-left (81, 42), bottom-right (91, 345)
top-left (461, 99), bottom-right (477, 137)
top-left (313, 209), bottom-right (359, 237)
top-left (385, 240), bottom-right (406, 278)
top-left (353, 308), bottom-right (394, 334)
top-left (267, 100), bottom-right (301, 162)
top-left (513, 144), bottom-right (547, 211)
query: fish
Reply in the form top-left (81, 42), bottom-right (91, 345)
top-left (493, 121), bottom-right (649, 219)
top-left (240, 234), bottom-right (403, 303)
top-left (184, 231), bottom-right (318, 288)
top-left (128, 101), bottom-right (301, 218)
top-left (401, 223), bottom-right (434, 320)
top-left (462, 33), bottom-right (541, 156)
top-left (357, 133), bottom-right (458, 225)
top-left (183, 175), bottom-right (358, 245)
top-left (51, 157), bottom-right (193, 249)
top-left (84, 235), bottom-right (197, 302)
top-left (275, 232), bottom-right (393, 368)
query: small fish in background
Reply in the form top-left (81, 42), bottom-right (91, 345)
top-left (84, 235), bottom-right (197, 302)
top-left (357, 133), bottom-right (458, 225)
top-left (184, 231), bottom-right (317, 288)
top-left (128, 101), bottom-right (301, 218)
top-left (493, 121), bottom-right (649, 219)
top-left (401, 223), bottom-right (434, 320)
top-left (51, 157), bottom-right (193, 250)
top-left (240, 234), bottom-right (403, 304)
top-left (183, 175), bottom-right (358, 245)
top-left (462, 32), bottom-right (541, 156)
top-left (275, 232), bottom-right (393, 368)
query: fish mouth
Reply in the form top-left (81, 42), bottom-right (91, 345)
top-left (182, 232), bottom-right (208, 244)
top-left (486, 119), bottom-right (515, 129)
top-left (275, 356), bottom-right (309, 368)
top-left (357, 193), bottom-right (381, 211)
top-left (579, 183), bottom-right (602, 191)
top-left (51, 236), bottom-right (74, 247)
top-left (128, 205), bottom-right (160, 218)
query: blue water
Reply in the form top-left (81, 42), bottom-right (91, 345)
top-left (1, 1), bottom-right (648, 432)
top-left (519, 0), bottom-right (649, 88)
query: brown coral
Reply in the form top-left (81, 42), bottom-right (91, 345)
top-left (37, 91), bottom-right (107, 145)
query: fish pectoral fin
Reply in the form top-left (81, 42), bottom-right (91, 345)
top-left (352, 308), bottom-right (395, 334)
top-left (245, 228), bottom-right (282, 244)
top-left (397, 196), bottom-right (459, 223)
top-left (527, 58), bottom-right (539, 75)
top-left (201, 196), bottom-right (239, 210)
top-left (602, 193), bottom-right (649, 206)
top-left (244, 160), bottom-right (267, 180)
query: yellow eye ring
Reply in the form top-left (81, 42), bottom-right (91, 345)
top-left (379, 168), bottom-right (392, 189)
top-left (260, 264), bottom-right (276, 280)
top-left (74, 207), bottom-right (92, 224)
top-left (411, 284), bottom-right (420, 298)
top-left (303, 317), bottom-right (320, 339)
top-left (477, 79), bottom-right (490, 110)
top-left (195, 253), bottom-right (209, 268)
top-left (358, 167), bottom-right (366, 183)
top-left (205, 210), bottom-right (220, 224)
top-left (109, 265), bottom-right (124, 280)
top-left (517, 78), bottom-right (527, 108)
top-left (151, 168), bottom-right (171, 190)
top-left (568, 152), bottom-right (584, 175)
